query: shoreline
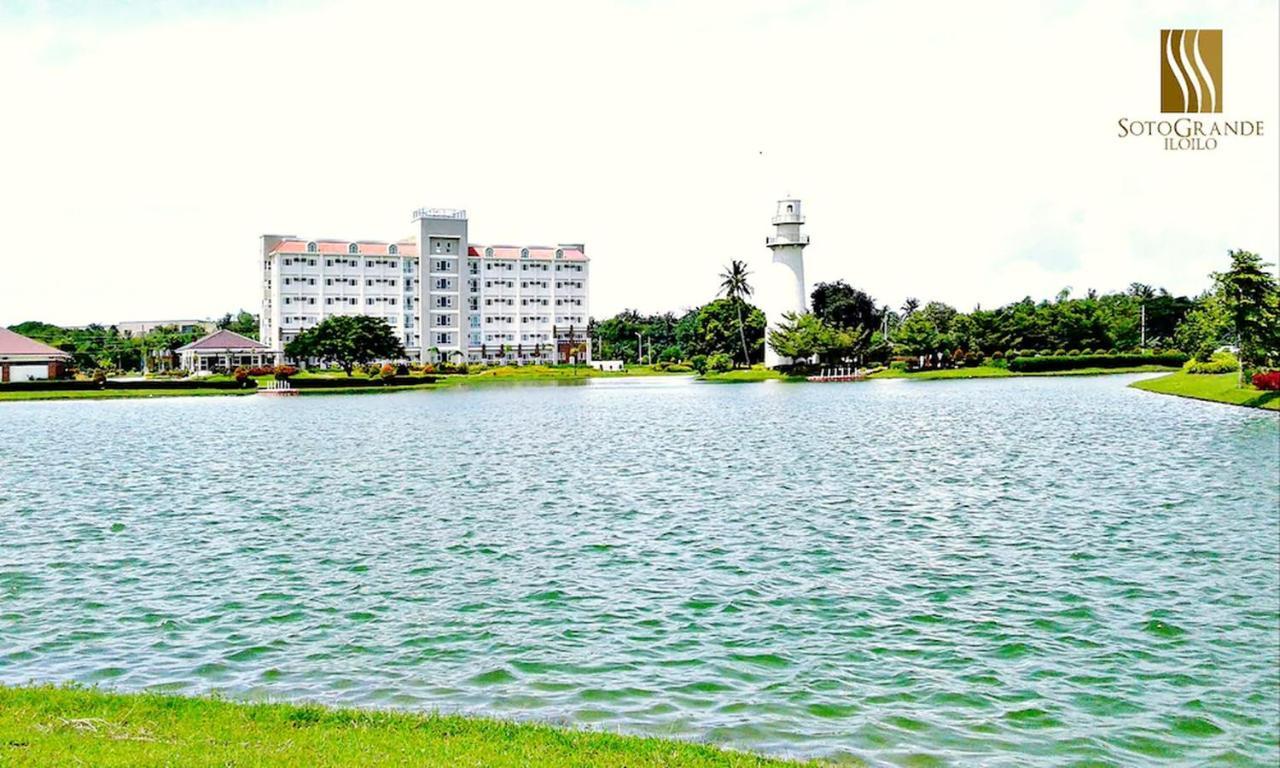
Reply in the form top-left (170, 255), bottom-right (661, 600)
top-left (0, 684), bottom-right (830, 767)
top-left (0, 365), bottom-right (1198, 402)
top-left (1129, 370), bottom-right (1279, 411)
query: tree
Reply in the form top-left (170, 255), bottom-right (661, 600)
top-left (900, 297), bottom-right (920, 318)
top-left (217, 310), bottom-right (259, 339)
top-left (285, 315), bottom-right (405, 375)
top-left (768, 312), bottom-right (826, 364)
top-left (693, 298), bottom-right (766, 363)
top-left (1174, 292), bottom-right (1230, 361)
top-left (1214, 249), bottom-right (1279, 382)
top-left (811, 281), bottom-right (880, 332)
top-left (718, 260), bottom-right (754, 367)
top-left (894, 311), bottom-right (941, 360)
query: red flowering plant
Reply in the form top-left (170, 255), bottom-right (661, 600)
top-left (1251, 370), bottom-right (1280, 391)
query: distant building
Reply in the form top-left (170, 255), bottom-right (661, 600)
top-left (0, 327), bottom-right (73, 381)
top-left (117, 319), bottom-right (216, 336)
top-left (177, 329), bottom-right (279, 374)
top-left (259, 207), bottom-right (590, 365)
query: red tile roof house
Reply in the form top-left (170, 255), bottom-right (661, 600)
top-left (0, 327), bottom-right (74, 382)
top-left (177, 329), bottom-right (280, 375)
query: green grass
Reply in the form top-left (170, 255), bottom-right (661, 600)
top-left (0, 685), bottom-right (830, 768)
top-left (1130, 371), bottom-right (1280, 410)
top-left (700, 367), bottom-right (807, 383)
top-left (868, 365), bottom-right (1180, 381)
top-left (0, 388), bottom-right (257, 402)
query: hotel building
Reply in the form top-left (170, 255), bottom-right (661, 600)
top-left (260, 208), bottom-right (589, 365)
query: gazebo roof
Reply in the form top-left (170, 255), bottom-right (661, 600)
top-left (176, 329), bottom-right (270, 352)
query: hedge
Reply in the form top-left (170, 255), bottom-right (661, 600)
top-left (286, 375), bottom-right (438, 389)
top-left (0, 379), bottom-right (258, 392)
top-left (1007, 353), bottom-right (1187, 373)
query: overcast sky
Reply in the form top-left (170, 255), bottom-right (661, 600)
top-left (1, 0), bottom-right (1276, 327)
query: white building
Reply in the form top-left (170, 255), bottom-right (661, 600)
top-left (260, 208), bottom-right (590, 365)
top-left (760, 198), bottom-right (810, 368)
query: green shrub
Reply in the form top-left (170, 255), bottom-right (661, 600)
top-left (665, 363), bottom-right (692, 372)
top-left (1008, 352), bottom-right (1188, 373)
top-left (991, 351), bottom-right (1004, 359)
top-left (690, 354), bottom-right (708, 374)
top-left (707, 352), bottom-right (733, 373)
top-left (1184, 352), bottom-right (1238, 374)
top-left (889, 360), bottom-right (908, 371)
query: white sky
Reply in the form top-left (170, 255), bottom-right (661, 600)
top-left (1, 0), bottom-right (1276, 326)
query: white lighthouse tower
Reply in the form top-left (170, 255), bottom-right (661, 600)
top-left (762, 198), bottom-right (810, 368)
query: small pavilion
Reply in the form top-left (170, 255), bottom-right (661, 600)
top-left (177, 330), bottom-right (279, 374)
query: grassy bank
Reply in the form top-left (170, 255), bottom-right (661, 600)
top-left (869, 365), bottom-right (1179, 381)
top-left (0, 388), bottom-right (257, 402)
top-left (701, 368), bottom-right (806, 382)
top-left (1130, 371), bottom-right (1280, 411)
top-left (0, 686), bottom-right (826, 768)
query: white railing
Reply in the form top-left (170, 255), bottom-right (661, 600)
top-left (412, 207), bottom-right (467, 220)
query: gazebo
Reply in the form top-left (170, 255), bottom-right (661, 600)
top-left (177, 330), bottom-right (279, 374)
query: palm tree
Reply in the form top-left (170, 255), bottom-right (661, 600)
top-left (718, 260), bottom-right (754, 367)
top-left (900, 297), bottom-right (920, 318)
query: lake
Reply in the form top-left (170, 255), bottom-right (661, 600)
top-left (1, 374), bottom-right (1277, 766)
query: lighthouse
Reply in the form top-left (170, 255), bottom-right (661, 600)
top-left (762, 198), bottom-right (810, 368)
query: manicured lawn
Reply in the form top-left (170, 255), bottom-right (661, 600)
top-left (1130, 371), bottom-right (1280, 411)
top-left (0, 686), bottom-right (829, 768)
top-left (869, 365), bottom-right (1181, 381)
top-left (0, 388), bottom-right (256, 402)
top-left (870, 366), bottom-right (1012, 380)
top-left (701, 368), bottom-right (806, 382)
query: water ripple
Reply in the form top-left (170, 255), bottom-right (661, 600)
top-left (0, 375), bottom-right (1277, 767)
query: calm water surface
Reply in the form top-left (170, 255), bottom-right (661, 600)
top-left (1, 375), bottom-right (1277, 766)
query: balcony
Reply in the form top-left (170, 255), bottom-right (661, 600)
top-left (766, 234), bottom-right (810, 247)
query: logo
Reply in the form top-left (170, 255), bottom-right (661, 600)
top-left (1160, 29), bottom-right (1222, 113)
top-left (1116, 27), bottom-right (1261, 151)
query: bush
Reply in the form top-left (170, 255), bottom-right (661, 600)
top-left (233, 366), bottom-right (249, 385)
top-left (665, 363), bottom-right (692, 373)
top-left (1184, 352), bottom-right (1238, 374)
top-left (455, 363), bottom-right (469, 375)
top-left (1252, 370), bottom-right (1280, 391)
top-left (658, 345), bottom-right (682, 363)
top-left (690, 354), bottom-right (709, 374)
top-left (379, 363), bottom-right (396, 381)
top-left (273, 365), bottom-right (298, 381)
top-left (421, 363), bottom-right (436, 375)
top-left (707, 353), bottom-right (733, 373)
top-left (1008, 352), bottom-right (1188, 373)
top-left (1037, 349), bottom-right (1052, 357)
top-left (991, 351), bottom-right (1004, 360)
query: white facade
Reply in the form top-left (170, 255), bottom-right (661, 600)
top-left (761, 199), bottom-right (810, 368)
top-left (260, 207), bottom-right (590, 365)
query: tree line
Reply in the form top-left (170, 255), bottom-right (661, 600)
top-left (6, 310), bottom-right (258, 372)
top-left (591, 250), bottom-right (1279, 373)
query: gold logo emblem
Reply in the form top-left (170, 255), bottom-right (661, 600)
top-left (1161, 29), bottom-right (1222, 113)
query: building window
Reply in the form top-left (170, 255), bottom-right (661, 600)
top-left (307, 242), bottom-right (317, 253)
top-left (348, 243), bottom-right (359, 254)
top-left (389, 244), bottom-right (398, 255)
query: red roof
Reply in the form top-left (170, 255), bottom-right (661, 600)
top-left (270, 239), bottom-right (418, 257)
top-left (177, 329), bottom-right (270, 352)
top-left (470, 244), bottom-right (588, 262)
top-left (0, 327), bottom-right (73, 359)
